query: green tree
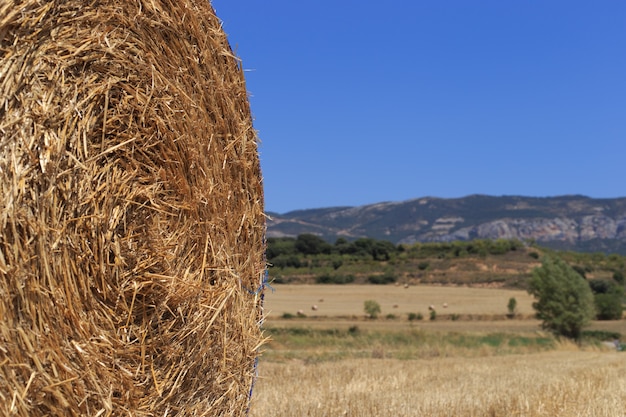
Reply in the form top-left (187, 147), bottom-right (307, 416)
top-left (589, 279), bottom-right (624, 320)
top-left (527, 257), bottom-right (595, 340)
top-left (364, 300), bottom-right (381, 319)
top-left (266, 237), bottom-right (296, 259)
top-left (507, 297), bottom-right (517, 317)
top-left (294, 234), bottom-right (331, 255)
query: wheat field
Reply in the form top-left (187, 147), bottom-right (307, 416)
top-left (264, 284), bottom-right (537, 318)
top-left (249, 350), bottom-right (626, 417)
top-left (250, 284), bottom-right (626, 416)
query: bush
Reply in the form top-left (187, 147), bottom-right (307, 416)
top-left (408, 312), bottom-right (423, 321)
top-left (295, 233), bottom-right (332, 255)
top-left (594, 293), bottom-right (623, 320)
top-left (589, 279), bottom-right (624, 320)
top-left (507, 297), bottom-right (517, 317)
top-left (417, 261), bottom-right (430, 271)
top-left (364, 300), bottom-right (381, 319)
top-left (315, 273), bottom-right (355, 284)
top-left (429, 310), bottom-right (437, 321)
top-left (367, 272), bottom-right (397, 285)
top-left (270, 254), bottom-right (302, 269)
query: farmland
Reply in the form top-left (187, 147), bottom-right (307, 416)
top-left (249, 351), bottom-right (626, 417)
top-left (249, 284), bottom-right (626, 417)
top-left (264, 284), bottom-right (537, 319)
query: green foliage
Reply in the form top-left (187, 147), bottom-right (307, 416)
top-left (266, 237), bottom-right (297, 259)
top-left (507, 297), bottom-right (517, 316)
top-left (527, 257), bottom-right (596, 340)
top-left (265, 236), bottom-right (626, 289)
top-left (429, 310), bottom-right (437, 321)
top-left (295, 234), bottom-right (332, 255)
top-left (594, 293), bottom-right (623, 320)
top-left (528, 251), bottom-right (540, 259)
top-left (270, 254), bottom-right (302, 269)
top-left (367, 272), bottom-right (397, 285)
top-left (315, 273), bottom-right (355, 284)
top-left (407, 312), bottom-right (422, 321)
top-left (581, 330), bottom-right (621, 342)
top-left (407, 239), bottom-right (524, 259)
top-left (338, 238), bottom-right (399, 260)
top-left (588, 279), bottom-right (624, 320)
top-left (364, 300), bottom-right (381, 318)
top-left (331, 258), bottom-right (343, 270)
top-left (348, 325), bottom-right (359, 334)
top-left (571, 265), bottom-right (587, 279)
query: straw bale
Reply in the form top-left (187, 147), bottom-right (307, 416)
top-left (0, 1), bottom-right (266, 415)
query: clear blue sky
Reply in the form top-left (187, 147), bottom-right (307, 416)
top-left (212, 1), bottom-right (625, 214)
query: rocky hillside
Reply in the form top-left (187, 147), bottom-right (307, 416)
top-left (267, 195), bottom-right (626, 254)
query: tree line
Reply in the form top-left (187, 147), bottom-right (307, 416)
top-left (266, 234), bottom-right (527, 268)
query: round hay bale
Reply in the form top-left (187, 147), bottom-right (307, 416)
top-left (0, 1), bottom-right (266, 415)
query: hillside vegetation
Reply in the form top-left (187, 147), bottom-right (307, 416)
top-left (267, 235), bottom-right (626, 322)
top-left (268, 234), bottom-right (625, 288)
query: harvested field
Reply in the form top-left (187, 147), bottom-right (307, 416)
top-left (265, 284), bottom-right (537, 318)
top-left (249, 350), bottom-right (626, 417)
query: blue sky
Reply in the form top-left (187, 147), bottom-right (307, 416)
top-left (212, 1), bottom-right (625, 214)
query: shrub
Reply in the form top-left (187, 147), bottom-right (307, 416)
top-left (571, 265), bottom-right (587, 279)
top-left (367, 272), bottom-right (397, 285)
top-left (364, 300), bottom-right (381, 319)
top-left (507, 297), bottom-right (517, 317)
top-left (294, 233), bottom-right (332, 255)
top-left (408, 312), bottom-right (423, 321)
top-left (429, 310), bottom-right (437, 321)
top-left (594, 293), bottom-right (623, 320)
top-left (589, 279), bottom-right (624, 320)
top-left (270, 254), bottom-right (302, 269)
top-left (417, 261), bottom-right (430, 271)
top-left (315, 273), bottom-right (355, 284)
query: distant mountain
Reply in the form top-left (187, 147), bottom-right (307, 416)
top-left (267, 195), bottom-right (626, 254)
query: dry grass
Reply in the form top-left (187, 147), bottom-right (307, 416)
top-left (254, 285), bottom-right (626, 416)
top-left (265, 284), bottom-right (537, 318)
top-left (250, 350), bottom-right (626, 417)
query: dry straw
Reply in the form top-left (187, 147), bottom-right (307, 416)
top-left (0, 0), bottom-right (266, 415)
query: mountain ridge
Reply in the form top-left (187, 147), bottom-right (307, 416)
top-left (266, 195), bottom-right (626, 254)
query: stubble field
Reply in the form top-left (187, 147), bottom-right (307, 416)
top-left (249, 284), bottom-right (626, 417)
top-left (264, 283), bottom-right (537, 318)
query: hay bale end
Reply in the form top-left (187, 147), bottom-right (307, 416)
top-left (0, 1), bottom-right (266, 415)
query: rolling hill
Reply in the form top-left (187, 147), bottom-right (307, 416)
top-left (267, 195), bottom-right (626, 254)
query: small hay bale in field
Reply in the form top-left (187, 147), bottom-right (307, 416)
top-left (0, 1), bottom-right (266, 415)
